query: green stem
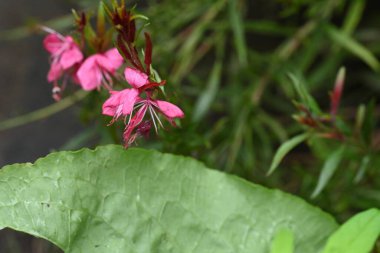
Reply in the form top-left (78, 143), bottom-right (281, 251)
top-left (0, 15), bottom-right (73, 41)
top-left (0, 90), bottom-right (88, 131)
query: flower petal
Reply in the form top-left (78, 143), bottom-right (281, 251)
top-left (156, 100), bottom-right (184, 119)
top-left (120, 88), bottom-right (139, 115)
top-left (102, 91), bottom-right (121, 116)
top-left (124, 67), bottom-right (149, 88)
top-left (47, 61), bottom-right (63, 82)
top-left (94, 54), bottom-right (113, 72)
top-left (60, 46), bottom-right (83, 69)
top-left (43, 34), bottom-right (62, 54)
top-left (77, 56), bottom-right (102, 90)
top-left (96, 48), bottom-right (123, 73)
top-left (104, 48), bottom-right (124, 68)
top-left (102, 89), bottom-right (139, 117)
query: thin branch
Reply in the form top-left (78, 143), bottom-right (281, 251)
top-left (0, 90), bottom-right (88, 131)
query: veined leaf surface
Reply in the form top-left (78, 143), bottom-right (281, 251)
top-left (0, 145), bottom-right (337, 253)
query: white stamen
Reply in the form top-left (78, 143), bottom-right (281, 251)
top-left (148, 106), bottom-right (158, 133)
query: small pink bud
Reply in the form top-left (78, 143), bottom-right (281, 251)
top-left (330, 67), bottom-right (346, 117)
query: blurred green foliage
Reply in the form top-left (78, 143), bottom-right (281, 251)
top-left (135, 0), bottom-right (380, 221)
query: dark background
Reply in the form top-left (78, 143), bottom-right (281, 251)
top-left (0, 0), bottom-right (82, 252)
top-left (0, 0), bottom-right (85, 168)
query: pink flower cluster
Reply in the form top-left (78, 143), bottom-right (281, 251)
top-left (43, 31), bottom-right (123, 98)
top-left (102, 67), bottom-right (184, 146)
top-left (43, 28), bottom-right (184, 147)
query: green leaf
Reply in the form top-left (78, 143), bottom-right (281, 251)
top-left (288, 73), bottom-right (321, 114)
top-left (0, 145), bottom-right (337, 253)
top-left (355, 104), bottom-right (366, 136)
top-left (84, 24), bottom-right (97, 52)
top-left (130, 14), bottom-right (149, 21)
top-left (326, 25), bottom-right (380, 71)
top-left (354, 155), bottom-right (371, 184)
top-left (268, 133), bottom-right (309, 175)
top-left (228, 0), bottom-right (247, 65)
top-left (311, 146), bottom-right (345, 198)
top-left (342, 0), bottom-right (365, 35)
top-left (361, 99), bottom-right (376, 147)
top-left (322, 209), bottom-right (380, 253)
top-left (270, 228), bottom-right (294, 253)
top-left (97, 1), bottom-right (106, 36)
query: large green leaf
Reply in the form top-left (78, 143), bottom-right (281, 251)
top-left (0, 145), bottom-right (337, 253)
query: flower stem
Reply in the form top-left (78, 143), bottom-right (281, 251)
top-left (0, 90), bottom-right (88, 131)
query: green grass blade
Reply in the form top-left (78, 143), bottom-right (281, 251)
top-left (228, 0), bottom-right (247, 65)
top-left (342, 0), bottom-right (365, 35)
top-left (267, 133), bottom-right (309, 175)
top-left (192, 60), bottom-right (222, 122)
top-left (311, 146), bottom-right (345, 198)
top-left (354, 155), bottom-right (371, 184)
top-left (288, 73), bottom-right (321, 114)
top-left (326, 25), bottom-right (380, 71)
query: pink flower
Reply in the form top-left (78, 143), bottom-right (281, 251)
top-left (124, 97), bottom-right (184, 146)
top-left (77, 48), bottom-right (124, 91)
top-left (330, 67), bottom-right (345, 117)
top-left (102, 86), bottom-right (184, 147)
top-left (43, 33), bottom-right (83, 82)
